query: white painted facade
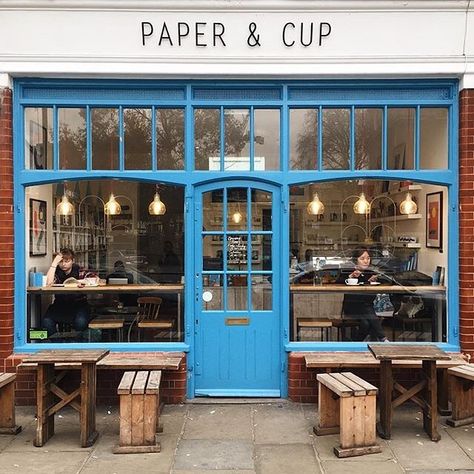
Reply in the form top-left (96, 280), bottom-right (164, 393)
top-left (0, 1), bottom-right (473, 86)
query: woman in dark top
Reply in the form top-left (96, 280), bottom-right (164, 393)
top-left (339, 247), bottom-right (389, 342)
top-left (43, 248), bottom-right (90, 338)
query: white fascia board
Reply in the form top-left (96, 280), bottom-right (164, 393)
top-left (0, 74), bottom-right (12, 88)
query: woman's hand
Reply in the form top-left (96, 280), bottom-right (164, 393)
top-left (52, 254), bottom-right (63, 267)
top-left (350, 269), bottom-right (362, 278)
top-left (368, 274), bottom-right (378, 283)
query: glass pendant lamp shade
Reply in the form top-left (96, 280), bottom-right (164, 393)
top-left (353, 193), bottom-right (370, 215)
top-left (56, 195), bottom-right (75, 216)
top-left (399, 192), bottom-right (418, 215)
top-left (307, 193), bottom-right (325, 215)
top-left (104, 193), bottom-right (121, 216)
top-left (232, 210), bottom-right (243, 224)
top-left (148, 193), bottom-right (167, 215)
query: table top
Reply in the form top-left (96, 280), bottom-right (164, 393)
top-left (290, 284), bottom-right (445, 294)
top-left (25, 349), bottom-right (110, 364)
top-left (27, 284), bottom-right (184, 294)
top-left (368, 344), bottom-right (451, 361)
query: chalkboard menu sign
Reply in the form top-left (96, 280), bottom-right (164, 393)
top-left (227, 236), bottom-right (247, 265)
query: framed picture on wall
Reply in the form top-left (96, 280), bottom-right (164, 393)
top-left (29, 199), bottom-right (47, 256)
top-left (426, 191), bottom-right (443, 249)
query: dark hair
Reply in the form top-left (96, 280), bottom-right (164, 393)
top-left (351, 247), bottom-right (371, 262)
top-left (59, 248), bottom-right (75, 259)
top-left (114, 260), bottom-right (125, 269)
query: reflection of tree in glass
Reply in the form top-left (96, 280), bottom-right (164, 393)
top-left (224, 111), bottom-right (249, 157)
top-left (156, 109), bottom-right (184, 170)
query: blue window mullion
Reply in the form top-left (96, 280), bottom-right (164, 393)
top-left (317, 106), bottom-right (323, 170)
top-left (220, 107), bottom-right (225, 171)
top-left (86, 106), bottom-right (92, 171)
top-left (119, 106), bottom-right (124, 171)
top-left (151, 105), bottom-right (157, 171)
top-left (247, 187), bottom-right (252, 310)
top-left (415, 105), bottom-right (421, 170)
top-left (185, 87), bottom-right (193, 171)
top-left (53, 106), bottom-right (59, 170)
top-left (223, 187), bottom-right (228, 311)
top-left (350, 106), bottom-right (355, 171)
top-left (281, 86), bottom-right (288, 172)
top-left (250, 107), bottom-right (255, 171)
top-left (382, 106), bottom-right (388, 170)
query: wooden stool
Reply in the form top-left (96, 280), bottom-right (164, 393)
top-left (114, 370), bottom-right (162, 454)
top-left (447, 364), bottom-right (474, 427)
top-left (88, 318), bottom-right (124, 342)
top-left (0, 373), bottom-right (21, 435)
top-left (314, 372), bottom-right (381, 458)
top-left (297, 318), bottom-right (332, 341)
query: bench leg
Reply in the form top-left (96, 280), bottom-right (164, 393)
top-left (35, 364), bottom-right (55, 447)
top-left (0, 380), bottom-right (21, 435)
top-left (334, 394), bottom-right (381, 458)
top-left (80, 363), bottom-right (99, 448)
top-left (314, 382), bottom-right (339, 435)
top-left (422, 360), bottom-right (440, 442)
top-left (447, 376), bottom-right (474, 427)
top-left (437, 368), bottom-right (451, 416)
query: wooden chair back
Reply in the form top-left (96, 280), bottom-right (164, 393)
top-left (137, 297), bottom-right (162, 321)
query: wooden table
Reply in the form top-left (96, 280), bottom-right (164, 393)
top-left (25, 349), bottom-right (109, 447)
top-left (368, 343), bottom-right (451, 441)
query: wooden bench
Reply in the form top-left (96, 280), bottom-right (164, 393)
top-left (315, 372), bottom-right (381, 458)
top-left (114, 370), bottom-right (162, 454)
top-left (446, 364), bottom-right (474, 427)
top-left (304, 351), bottom-right (467, 415)
top-left (0, 373), bottom-right (21, 435)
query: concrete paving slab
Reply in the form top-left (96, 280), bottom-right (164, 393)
top-left (174, 439), bottom-right (254, 470)
top-left (322, 460), bottom-right (404, 474)
top-left (444, 424), bottom-right (474, 462)
top-left (0, 435), bottom-right (14, 451)
top-left (173, 471), bottom-right (255, 474)
top-left (255, 444), bottom-right (321, 474)
top-left (253, 403), bottom-right (312, 445)
top-left (80, 455), bottom-right (172, 474)
top-left (0, 451), bottom-right (88, 474)
top-left (183, 405), bottom-right (252, 440)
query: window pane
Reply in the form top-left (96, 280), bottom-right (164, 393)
top-left (322, 109), bottom-right (350, 170)
top-left (388, 108), bottom-right (415, 170)
top-left (290, 109), bottom-right (318, 170)
top-left (157, 108), bottom-right (184, 170)
top-left (227, 274), bottom-right (247, 310)
top-left (254, 109), bottom-right (280, 170)
top-left (355, 108), bottom-right (382, 170)
top-left (252, 275), bottom-right (272, 310)
top-left (203, 235), bottom-right (223, 271)
top-left (124, 108), bottom-right (151, 170)
top-left (227, 235), bottom-right (248, 271)
top-left (194, 108), bottom-right (220, 170)
top-left (420, 108), bottom-right (448, 169)
top-left (202, 275), bottom-right (223, 310)
top-left (203, 190), bottom-right (223, 232)
top-left (251, 189), bottom-right (272, 231)
top-left (26, 180), bottom-right (185, 344)
top-left (224, 109), bottom-right (250, 171)
top-left (25, 107), bottom-right (53, 170)
top-left (289, 180), bottom-right (447, 343)
top-left (58, 108), bottom-right (86, 170)
top-left (227, 188), bottom-right (247, 231)
top-left (251, 236), bottom-right (270, 271)
top-left (91, 108), bottom-right (119, 170)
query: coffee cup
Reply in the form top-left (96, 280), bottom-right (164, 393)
top-left (345, 278), bottom-right (359, 286)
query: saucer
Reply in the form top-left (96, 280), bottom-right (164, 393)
top-left (370, 281), bottom-right (381, 285)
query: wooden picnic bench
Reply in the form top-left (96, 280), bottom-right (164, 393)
top-left (447, 364), bottom-right (474, 427)
top-left (0, 373), bottom-right (21, 435)
top-left (315, 372), bottom-right (381, 458)
top-left (114, 370), bottom-right (162, 454)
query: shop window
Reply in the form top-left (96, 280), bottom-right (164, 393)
top-left (254, 109), bottom-right (280, 170)
top-left (59, 108), bottom-right (86, 170)
top-left (25, 107), bottom-right (53, 170)
top-left (26, 180), bottom-right (184, 344)
top-left (91, 108), bottom-right (119, 170)
top-left (224, 109), bottom-right (250, 171)
top-left (387, 108), bottom-right (415, 170)
top-left (420, 108), bottom-right (448, 169)
top-left (156, 108), bottom-right (185, 170)
top-left (124, 108), bottom-right (152, 170)
top-left (289, 179), bottom-right (447, 343)
top-left (194, 108), bottom-right (220, 170)
top-left (290, 109), bottom-right (318, 170)
top-left (355, 108), bottom-right (383, 170)
top-left (322, 109), bottom-right (350, 170)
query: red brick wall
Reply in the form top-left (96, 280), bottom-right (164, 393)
top-left (460, 89), bottom-right (474, 359)
top-left (0, 87), bottom-right (14, 369)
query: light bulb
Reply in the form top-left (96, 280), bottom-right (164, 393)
top-left (232, 211), bottom-right (243, 224)
top-left (148, 193), bottom-right (166, 215)
top-left (55, 195), bottom-right (74, 216)
top-left (400, 192), bottom-right (418, 215)
top-left (306, 193), bottom-right (325, 215)
top-left (104, 193), bottom-right (121, 216)
top-left (353, 193), bottom-right (370, 215)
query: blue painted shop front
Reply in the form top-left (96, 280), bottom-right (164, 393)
top-left (13, 79), bottom-right (459, 399)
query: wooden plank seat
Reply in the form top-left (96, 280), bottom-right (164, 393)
top-left (305, 352), bottom-right (468, 415)
top-left (114, 370), bottom-right (162, 454)
top-left (88, 317), bottom-right (124, 342)
top-left (315, 372), bottom-right (381, 458)
top-left (446, 364), bottom-right (474, 427)
top-left (0, 373), bottom-right (21, 435)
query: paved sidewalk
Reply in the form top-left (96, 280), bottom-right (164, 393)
top-left (1, 401), bottom-right (474, 473)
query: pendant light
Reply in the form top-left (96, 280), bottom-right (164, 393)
top-left (231, 210), bottom-right (243, 224)
top-left (148, 192), bottom-right (167, 216)
top-left (353, 193), bottom-right (371, 215)
top-left (399, 192), bottom-right (418, 215)
top-left (104, 193), bottom-right (121, 216)
top-left (306, 193), bottom-right (325, 215)
top-left (56, 194), bottom-right (75, 216)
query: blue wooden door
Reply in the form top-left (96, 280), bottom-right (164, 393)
top-left (194, 182), bottom-right (281, 396)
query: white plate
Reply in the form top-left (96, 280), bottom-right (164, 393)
top-left (86, 283), bottom-right (99, 287)
top-left (370, 281), bottom-right (381, 285)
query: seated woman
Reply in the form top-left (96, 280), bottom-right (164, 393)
top-left (106, 260), bottom-right (137, 307)
top-left (43, 248), bottom-right (91, 338)
top-left (338, 247), bottom-right (390, 342)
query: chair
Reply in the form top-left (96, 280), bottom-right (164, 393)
top-left (130, 297), bottom-right (174, 342)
